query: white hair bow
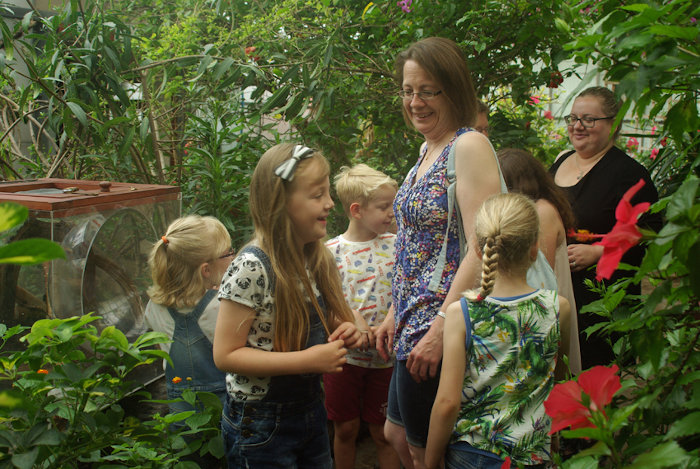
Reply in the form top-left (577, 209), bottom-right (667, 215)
top-left (274, 145), bottom-right (315, 181)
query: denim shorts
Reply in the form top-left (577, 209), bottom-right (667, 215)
top-left (221, 394), bottom-right (332, 468)
top-left (445, 441), bottom-right (504, 469)
top-left (386, 360), bottom-right (440, 447)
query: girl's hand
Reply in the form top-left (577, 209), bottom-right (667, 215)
top-left (308, 340), bottom-right (348, 373)
top-left (329, 321), bottom-right (363, 349)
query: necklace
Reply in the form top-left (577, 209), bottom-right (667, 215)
top-left (574, 152), bottom-right (605, 180)
top-left (574, 154), bottom-right (585, 180)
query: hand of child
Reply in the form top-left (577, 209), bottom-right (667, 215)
top-left (329, 321), bottom-right (363, 349)
top-left (309, 339), bottom-right (347, 374)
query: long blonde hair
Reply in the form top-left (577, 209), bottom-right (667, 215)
top-left (148, 215), bottom-right (231, 308)
top-left (467, 193), bottom-right (539, 301)
top-left (248, 143), bottom-right (353, 352)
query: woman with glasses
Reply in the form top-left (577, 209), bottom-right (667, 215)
top-left (374, 37), bottom-right (502, 469)
top-left (549, 86), bottom-right (660, 370)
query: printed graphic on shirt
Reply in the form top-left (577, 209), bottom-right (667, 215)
top-left (326, 234), bottom-right (395, 368)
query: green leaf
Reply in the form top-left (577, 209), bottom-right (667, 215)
top-left (665, 412), bottom-right (700, 440)
top-left (648, 24), bottom-right (700, 40)
top-left (0, 203), bottom-right (28, 232)
top-left (66, 101), bottom-right (88, 127)
top-left (140, 116), bottom-right (150, 143)
top-left (665, 176), bottom-right (699, 221)
top-left (21, 11), bottom-right (33, 32)
top-left (625, 441), bottom-right (688, 468)
top-left (0, 238), bottom-right (66, 265)
top-left (12, 447), bottom-right (39, 469)
top-left (212, 57), bottom-right (235, 81)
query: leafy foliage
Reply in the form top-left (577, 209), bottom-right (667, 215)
top-left (557, 177), bottom-right (700, 468)
top-left (562, 0), bottom-right (699, 195)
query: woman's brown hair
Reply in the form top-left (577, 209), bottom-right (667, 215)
top-left (497, 148), bottom-right (576, 231)
top-left (247, 143), bottom-right (353, 352)
top-left (395, 37), bottom-right (478, 130)
top-left (577, 86), bottom-right (623, 139)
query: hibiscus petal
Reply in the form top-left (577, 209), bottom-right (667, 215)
top-left (578, 365), bottom-right (622, 411)
top-left (615, 179), bottom-right (649, 221)
top-left (544, 381), bottom-right (593, 434)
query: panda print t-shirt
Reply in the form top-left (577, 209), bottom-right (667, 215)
top-left (217, 243), bottom-right (321, 401)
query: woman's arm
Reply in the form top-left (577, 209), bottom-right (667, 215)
top-left (406, 132), bottom-right (501, 382)
top-left (535, 199), bottom-right (564, 269)
top-left (213, 299), bottom-right (348, 376)
top-left (425, 301), bottom-right (467, 469)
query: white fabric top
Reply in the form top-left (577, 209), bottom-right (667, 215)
top-left (325, 233), bottom-right (395, 368)
top-left (554, 240), bottom-right (582, 374)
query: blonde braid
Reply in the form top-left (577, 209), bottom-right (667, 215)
top-left (477, 234), bottom-right (501, 300)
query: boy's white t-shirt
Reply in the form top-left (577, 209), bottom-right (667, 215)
top-left (325, 233), bottom-right (395, 368)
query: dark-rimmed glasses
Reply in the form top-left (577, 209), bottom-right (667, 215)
top-left (564, 115), bottom-right (614, 128)
top-left (398, 90), bottom-right (442, 100)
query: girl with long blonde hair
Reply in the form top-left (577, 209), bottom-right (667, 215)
top-left (213, 143), bottom-right (363, 468)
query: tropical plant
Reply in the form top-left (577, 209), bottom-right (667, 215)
top-left (545, 176), bottom-right (700, 468)
top-left (0, 203), bottom-right (225, 468)
top-left (561, 0), bottom-right (699, 195)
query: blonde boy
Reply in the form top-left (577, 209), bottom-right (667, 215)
top-left (324, 164), bottom-right (400, 469)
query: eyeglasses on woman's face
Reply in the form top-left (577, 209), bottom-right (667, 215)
top-left (398, 90), bottom-right (442, 101)
top-left (564, 114), bottom-right (614, 128)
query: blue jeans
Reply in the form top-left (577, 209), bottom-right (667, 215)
top-left (221, 394), bottom-right (332, 468)
top-left (445, 442), bottom-right (504, 469)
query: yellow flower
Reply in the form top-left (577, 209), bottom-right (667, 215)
top-left (186, 377), bottom-right (192, 381)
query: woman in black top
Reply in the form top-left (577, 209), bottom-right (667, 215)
top-left (549, 86), bottom-right (661, 370)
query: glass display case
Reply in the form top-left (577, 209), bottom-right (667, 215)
top-left (0, 178), bottom-right (180, 373)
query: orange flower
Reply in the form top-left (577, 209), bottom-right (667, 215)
top-left (172, 376), bottom-right (182, 384)
top-left (37, 369), bottom-right (49, 374)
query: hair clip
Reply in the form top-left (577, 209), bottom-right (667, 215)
top-left (476, 294), bottom-right (485, 301)
top-left (274, 145), bottom-right (314, 181)
top-left (161, 235), bottom-right (169, 245)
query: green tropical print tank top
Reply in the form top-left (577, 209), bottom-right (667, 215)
top-left (453, 289), bottom-right (560, 465)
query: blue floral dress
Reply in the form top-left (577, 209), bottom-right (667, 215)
top-left (392, 127), bottom-right (469, 360)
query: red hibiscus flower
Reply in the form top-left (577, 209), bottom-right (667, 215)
top-left (501, 456), bottom-right (511, 469)
top-left (544, 110), bottom-right (553, 120)
top-left (594, 179), bottom-right (650, 281)
top-left (544, 365), bottom-right (621, 434)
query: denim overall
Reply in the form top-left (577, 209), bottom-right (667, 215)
top-left (222, 246), bottom-right (332, 469)
top-left (165, 289), bottom-right (227, 424)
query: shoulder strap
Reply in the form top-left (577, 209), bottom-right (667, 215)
top-left (166, 289), bottom-right (217, 321)
top-left (428, 131), bottom-right (507, 292)
top-left (459, 297), bottom-right (472, 352)
top-left (240, 244), bottom-right (275, 289)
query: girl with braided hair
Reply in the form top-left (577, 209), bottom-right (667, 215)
top-left (425, 193), bottom-right (571, 469)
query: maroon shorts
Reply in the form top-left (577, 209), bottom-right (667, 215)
top-left (323, 364), bottom-right (393, 425)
